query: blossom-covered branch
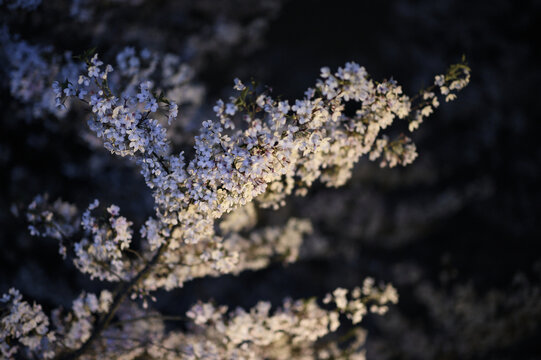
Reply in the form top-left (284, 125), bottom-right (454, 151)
top-left (1, 47), bottom-right (470, 359)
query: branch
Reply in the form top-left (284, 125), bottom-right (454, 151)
top-left (55, 241), bottom-right (169, 360)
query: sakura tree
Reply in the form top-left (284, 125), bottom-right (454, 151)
top-left (0, 1), bottom-right (472, 359)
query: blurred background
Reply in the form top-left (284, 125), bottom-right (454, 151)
top-left (1, 0), bottom-right (540, 358)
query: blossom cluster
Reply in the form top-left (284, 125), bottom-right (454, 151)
top-left (0, 288), bottom-right (53, 359)
top-left (1, 272), bottom-right (395, 359)
top-left (407, 60), bottom-right (471, 132)
top-left (172, 278), bottom-right (397, 359)
top-left (323, 278), bottom-right (399, 322)
top-left (83, 279), bottom-right (396, 360)
top-left (50, 291), bottom-right (113, 352)
top-left (26, 194), bottom-right (311, 292)
top-left (0, 28), bottom-right (82, 119)
top-left (1, 288), bottom-right (113, 359)
top-left (54, 53), bottom-right (469, 254)
top-left (0, 29), bottom-right (201, 129)
top-left (26, 194), bottom-right (79, 258)
top-left (74, 200), bottom-right (134, 281)
top-left (141, 216), bottom-right (312, 291)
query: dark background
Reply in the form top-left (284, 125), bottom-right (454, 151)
top-left (1, 0), bottom-right (541, 358)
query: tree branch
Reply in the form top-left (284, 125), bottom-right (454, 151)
top-left (55, 241), bottom-right (169, 360)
